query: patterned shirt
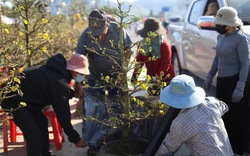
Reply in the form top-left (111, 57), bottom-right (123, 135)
top-left (156, 97), bottom-right (234, 156)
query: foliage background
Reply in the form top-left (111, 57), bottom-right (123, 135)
top-left (0, 0), bottom-right (88, 104)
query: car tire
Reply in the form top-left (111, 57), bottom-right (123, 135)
top-left (172, 51), bottom-right (182, 75)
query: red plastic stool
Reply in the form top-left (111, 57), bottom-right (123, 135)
top-left (2, 109), bottom-right (64, 153)
top-left (2, 116), bottom-right (25, 153)
top-left (43, 110), bottom-right (64, 150)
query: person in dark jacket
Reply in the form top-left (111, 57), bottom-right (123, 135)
top-left (1, 53), bottom-right (89, 156)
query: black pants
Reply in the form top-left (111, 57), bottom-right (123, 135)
top-left (217, 74), bottom-right (250, 155)
top-left (1, 101), bottom-right (51, 156)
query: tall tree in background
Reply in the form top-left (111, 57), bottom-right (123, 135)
top-left (0, 0), bottom-right (88, 106)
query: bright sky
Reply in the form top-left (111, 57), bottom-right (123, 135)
top-left (0, 0), bottom-right (13, 8)
top-left (104, 0), bottom-right (191, 18)
top-left (108, 0), bottom-right (138, 2)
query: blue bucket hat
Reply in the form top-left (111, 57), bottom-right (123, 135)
top-left (160, 74), bottom-right (205, 109)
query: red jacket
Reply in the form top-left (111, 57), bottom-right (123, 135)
top-left (133, 39), bottom-right (175, 84)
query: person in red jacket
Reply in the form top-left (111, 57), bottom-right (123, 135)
top-left (131, 17), bottom-right (175, 95)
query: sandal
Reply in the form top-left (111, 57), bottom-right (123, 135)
top-left (87, 147), bottom-right (99, 156)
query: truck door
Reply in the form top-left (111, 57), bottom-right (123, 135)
top-left (184, 0), bottom-right (219, 82)
top-left (183, 0), bottom-right (206, 76)
top-left (193, 0), bottom-right (219, 81)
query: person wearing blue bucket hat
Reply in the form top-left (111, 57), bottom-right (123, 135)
top-left (160, 74), bottom-right (205, 108)
top-left (156, 74), bottom-right (233, 156)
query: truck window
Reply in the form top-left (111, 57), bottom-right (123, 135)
top-left (188, 0), bottom-right (205, 25)
top-left (204, 1), bottom-right (219, 16)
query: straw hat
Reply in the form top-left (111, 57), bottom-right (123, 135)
top-left (137, 17), bottom-right (167, 38)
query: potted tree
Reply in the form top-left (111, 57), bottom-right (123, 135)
top-left (81, 1), bottom-right (171, 155)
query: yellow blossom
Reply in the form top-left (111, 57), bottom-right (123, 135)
top-left (146, 75), bottom-right (151, 81)
top-left (131, 96), bottom-right (137, 102)
top-left (19, 31), bottom-right (24, 36)
top-left (135, 81), bottom-right (140, 85)
top-left (105, 75), bottom-right (110, 82)
top-left (148, 47), bottom-right (152, 52)
top-left (42, 46), bottom-right (47, 52)
top-left (139, 101), bottom-right (144, 106)
top-left (67, 38), bottom-right (71, 44)
top-left (140, 83), bottom-right (148, 90)
top-left (20, 102), bottom-right (27, 107)
top-left (27, 50), bottom-right (31, 56)
top-left (77, 13), bottom-right (81, 19)
top-left (142, 68), bottom-right (147, 74)
top-left (158, 110), bottom-right (165, 115)
top-left (19, 44), bottom-right (23, 49)
top-left (37, 33), bottom-right (43, 38)
top-left (23, 19), bottom-right (28, 25)
top-left (139, 48), bottom-right (145, 54)
top-left (151, 56), bottom-right (157, 61)
top-left (18, 67), bottom-right (24, 72)
top-left (159, 104), bottom-right (165, 109)
top-left (151, 90), bottom-right (157, 95)
top-left (145, 38), bottom-right (151, 43)
top-left (42, 18), bottom-right (48, 24)
top-left (43, 33), bottom-right (49, 40)
top-left (163, 82), bottom-right (167, 87)
top-left (14, 77), bottom-right (21, 84)
top-left (4, 28), bottom-right (9, 34)
top-left (11, 85), bottom-right (19, 92)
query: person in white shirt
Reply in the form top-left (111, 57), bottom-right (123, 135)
top-left (156, 74), bottom-right (233, 156)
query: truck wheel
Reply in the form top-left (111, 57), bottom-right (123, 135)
top-left (172, 52), bottom-right (182, 75)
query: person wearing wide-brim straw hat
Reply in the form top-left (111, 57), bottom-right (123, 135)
top-left (156, 74), bottom-right (233, 156)
top-left (131, 17), bottom-right (175, 95)
top-left (137, 17), bottom-right (167, 38)
top-left (204, 6), bottom-right (250, 155)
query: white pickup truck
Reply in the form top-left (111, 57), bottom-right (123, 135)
top-left (168, 0), bottom-right (250, 87)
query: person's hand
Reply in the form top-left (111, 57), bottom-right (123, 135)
top-left (232, 81), bottom-right (245, 103)
top-left (203, 73), bottom-right (213, 90)
top-left (74, 82), bottom-right (84, 98)
top-left (75, 139), bottom-right (86, 148)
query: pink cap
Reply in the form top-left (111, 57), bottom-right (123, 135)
top-left (66, 54), bottom-right (90, 75)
